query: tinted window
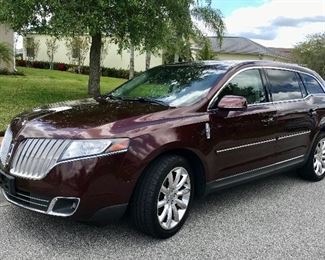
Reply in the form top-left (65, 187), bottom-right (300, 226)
top-left (218, 69), bottom-right (266, 104)
top-left (300, 73), bottom-right (324, 94)
top-left (110, 65), bottom-right (228, 107)
top-left (266, 69), bottom-right (302, 101)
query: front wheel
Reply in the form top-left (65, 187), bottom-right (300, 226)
top-left (131, 155), bottom-right (193, 238)
top-left (299, 134), bottom-right (325, 181)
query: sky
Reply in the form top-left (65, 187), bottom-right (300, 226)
top-left (209, 0), bottom-right (325, 48)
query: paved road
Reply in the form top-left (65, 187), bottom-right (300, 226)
top-left (0, 170), bottom-right (325, 259)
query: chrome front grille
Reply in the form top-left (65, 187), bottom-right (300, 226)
top-left (10, 139), bottom-right (71, 180)
top-left (0, 127), bottom-right (13, 166)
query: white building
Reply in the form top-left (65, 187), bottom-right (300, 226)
top-left (0, 24), bottom-right (15, 72)
top-left (23, 34), bottom-right (163, 72)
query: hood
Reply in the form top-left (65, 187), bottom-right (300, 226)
top-left (10, 98), bottom-right (174, 139)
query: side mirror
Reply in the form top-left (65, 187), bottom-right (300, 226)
top-left (217, 95), bottom-right (248, 110)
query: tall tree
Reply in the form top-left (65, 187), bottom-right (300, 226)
top-left (65, 36), bottom-right (90, 74)
top-left (145, 51), bottom-right (151, 71)
top-left (293, 33), bottom-right (325, 78)
top-left (129, 44), bottom-right (135, 79)
top-left (45, 36), bottom-right (58, 70)
top-left (196, 39), bottom-right (216, 60)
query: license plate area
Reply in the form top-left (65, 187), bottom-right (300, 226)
top-left (0, 169), bottom-right (16, 195)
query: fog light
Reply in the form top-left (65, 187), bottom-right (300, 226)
top-left (47, 197), bottom-right (80, 217)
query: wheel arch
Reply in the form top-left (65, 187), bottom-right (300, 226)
top-left (132, 147), bottom-right (207, 200)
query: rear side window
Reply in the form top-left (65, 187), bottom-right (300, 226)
top-left (300, 73), bottom-right (324, 94)
top-left (218, 69), bottom-right (266, 104)
top-left (266, 69), bottom-right (303, 101)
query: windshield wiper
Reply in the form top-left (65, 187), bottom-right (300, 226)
top-left (105, 94), bottom-right (171, 107)
top-left (105, 94), bottom-right (125, 101)
top-left (124, 97), bottom-right (170, 107)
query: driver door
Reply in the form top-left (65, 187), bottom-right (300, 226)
top-left (208, 68), bottom-right (278, 180)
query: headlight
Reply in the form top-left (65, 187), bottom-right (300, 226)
top-left (59, 138), bottom-right (129, 161)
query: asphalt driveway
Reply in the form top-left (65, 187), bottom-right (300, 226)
top-left (0, 170), bottom-right (325, 259)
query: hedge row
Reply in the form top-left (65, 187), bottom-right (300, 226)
top-left (15, 60), bottom-right (138, 79)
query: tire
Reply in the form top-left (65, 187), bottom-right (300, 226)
top-left (299, 133), bottom-right (325, 181)
top-left (131, 155), bottom-right (194, 238)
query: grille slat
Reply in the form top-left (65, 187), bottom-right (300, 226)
top-left (10, 139), bottom-right (71, 180)
top-left (28, 139), bottom-right (43, 178)
top-left (24, 139), bottom-right (38, 175)
top-left (0, 127), bottom-right (13, 166)
top-left (16, 139), bottom-right (31, 174)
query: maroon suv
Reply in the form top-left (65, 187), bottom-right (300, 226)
top-left (1, 60), bottom-right (325, 238)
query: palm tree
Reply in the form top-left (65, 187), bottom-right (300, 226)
top-left (147, 1), bottom-right (225, 66)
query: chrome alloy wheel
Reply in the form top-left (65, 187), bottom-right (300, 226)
top-left (313, 138), bottom-right (325, 176)
top-left (157, 167), bottom-right (191, 230)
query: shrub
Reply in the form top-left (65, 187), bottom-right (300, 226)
top-left (16, 59), bottom-right (27, 67)
top-left (14, 59), bottom-right (139, 79)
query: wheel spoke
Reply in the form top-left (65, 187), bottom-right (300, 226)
top-left (175, 199), bottom-right (187, 209)
top-left (176, 175), bottom-right (188, 190)
top-left (172, 204), bottom-right (179, 222)
top-left (322, 141), bottom-right (325, 152)
top-left (158, 205), bottom-right (168, 222)
top-left (173, 168), bottom-right (182, 187)
top-left (177, 188), bottom-right (190, 196)
top-left (166, 205), bottom-right (173, 229)
top-left (157, 199), bottom-right (167, 209)
top-left (167, 172), bottom-right (174, 188)
top-left (160, 185), bottom-right (168, 195)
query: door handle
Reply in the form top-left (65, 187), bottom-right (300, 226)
top-left (261, 116), bottom-right (275, 125)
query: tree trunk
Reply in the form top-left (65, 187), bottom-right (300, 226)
top-left (174, 53), bottom-right (179, 63)
top-left (88, 33), bottom-right (102, 96)
top-left (129, 44), bottom-right (135, 79)
top-left (145, 51), bottom-right (151, 70)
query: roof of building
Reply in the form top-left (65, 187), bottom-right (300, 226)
top-left (204, 36), bottom-right (289, 60)
top-left (268, 47), bottom-right (293, 59)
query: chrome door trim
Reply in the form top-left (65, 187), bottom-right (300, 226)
top-left (216, 138), bottom-right (276, 154)
top-left (278, 130), bottom-right (311, 140)
top-left (216, 131), bottom-right (311, 154)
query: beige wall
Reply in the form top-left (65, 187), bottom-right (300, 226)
top-left (0, 24), bottom-right (14, 71)
top-left (24, 34), bottom-right (163, 71)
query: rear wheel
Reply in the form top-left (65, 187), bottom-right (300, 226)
top-left (131, 155), bottom-right (193, 238)
top-left (299, 134), bottom-right (325, 181)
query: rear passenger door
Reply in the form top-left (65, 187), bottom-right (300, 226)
top-left (264, 69), bottom-right (318, 162)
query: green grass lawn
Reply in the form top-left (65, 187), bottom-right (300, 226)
top-left (0, 67), bottom-right (126, 132)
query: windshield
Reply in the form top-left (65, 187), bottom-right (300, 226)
top-left (108, 65), bottom-right (228, 107)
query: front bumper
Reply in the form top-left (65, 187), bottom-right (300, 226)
top-left (2, 188), bottom-right (80, 217)
top-left (0, 152), bottom-right (136, 221)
